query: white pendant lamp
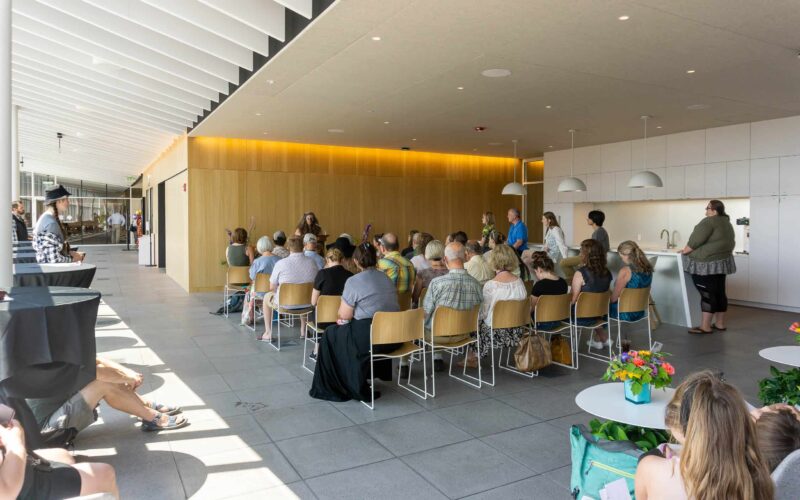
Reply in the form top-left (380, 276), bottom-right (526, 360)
top-left (558, 129), bottom-right (587, 192)
top-left (502, 139), bottom-right (526, 195)
top-left (628, 115), bottom-right (663, 188)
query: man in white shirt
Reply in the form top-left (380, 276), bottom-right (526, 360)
top-left (107, 211), bottom-right (126, 243)
top-left (303, 233), bottom-right (325, 270)
top-left (464, 240), bottom-right (494, 285)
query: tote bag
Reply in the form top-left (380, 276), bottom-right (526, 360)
top-left (514, 333), bottom-right (552, 372)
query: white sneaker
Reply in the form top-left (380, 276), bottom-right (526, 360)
top-left (603, 339), bottom-right (614, 350)
top-left (586, 338), bottom-right (604, 350)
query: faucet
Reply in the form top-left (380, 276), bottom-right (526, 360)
top-left (660, 229), bottom-right (674, 249)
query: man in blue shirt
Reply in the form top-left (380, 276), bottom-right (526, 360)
top-left (506, 208), bottom-right (528, 253)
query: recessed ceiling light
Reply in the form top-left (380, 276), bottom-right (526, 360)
top-left (456, 86), bottom-right (464, 90)
top-left (474, 126), bottom-right (487, 132)
top-left (411, 138), bottom-right (417, 141)
top-left (618, 15), bottom-right (630, 20)
top-left (481, 68), bottom-right (511, 78)
top-left (686, 69), bottom-right (696, 74)
top-left (262, 132), bottom-right (268, 135)
top-left (327, 128), bottom-right (344, 133)
top-left (488, 142), bottom-right (503, 146)
top-left (687, 104), bottom-right (710, 110)
top-left (548, 145), bottom-right (553, 148)
top-left (371, 36), bottom-right (381, 41)
top-left (383, 121), bottom-right (390, 124)
top-left (266, 79), bottom-right (275, 85)
top-left (255, 112), bottom-right (262, 116)
top-left (472, 148), bottom-right (478, 151)
top-left (72, 148), bottom-right (79, 152)
top-left (656, 126), bottom-right (662, 129)
top-left (545, 105), bottom-right (552, 109)
top-left (75, 132), bottom-right (83, 137)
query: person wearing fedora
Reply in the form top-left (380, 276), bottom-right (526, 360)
top-left (33, 185), bottom-right (84, 264)
top-left (327, 235), bottom-right (358, 275)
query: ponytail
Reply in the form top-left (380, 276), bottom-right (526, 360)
top-left (617, 240), bottom-right (653, 273)
top-left (48, 202), bottom-right (71, 255)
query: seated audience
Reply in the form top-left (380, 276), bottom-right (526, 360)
top-left (482, 230), bottom-right (505, 264)
top-left (401, 229), bottom-right (418, 258)
top-left (26, 357), bottom-right (187, 434)
top-left (461, 245), bottom-right (528, 367)
top-left (635, 370), bottom-right (774, 500)
top-left (261, 236), bottom-right (318, 342)
top-left (752, 403), bottom-right (800, 472)
top-left (0, 417), bottom-right (119, 499)
top-left (249, 236), bottom-right (281, 281)
top-left (328, 235), bottom-right (358, 274)
top-left (412, 240), bottom-right (448, 305)
top-left (294, 211), bottom-right (324, 237)
top-left (529, 252), bottom-right (569, 330)
top-left (464, 240), bottom-right (494, 285)
top-left (421, 242), bottom-right (483, 373)
top-left (377, 233), bottom-right (417, 294)
top-left (312, 249), bottom-right (353, 305)
top-left (226, 227), bottom-right (255, 266)
top-left (272, 230), bottom-right (289, 258)
top-left (309, 243), bottom-right (400, 402)
top-left (560, 209), bottom-right (609, 280)
top-left (303, 233), bottom-right (325, 270)
top-left (451, 230), bottom-right (468, 245)
top-left (372, 233), bottom-right (385, 258)
top-left (569, 239), bottom-right (612, 348)
top-left (410, 232), bottom-right (434, 272)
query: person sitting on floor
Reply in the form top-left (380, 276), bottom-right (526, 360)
top-left (464, 240), bottom-right (493, 285)
top-left (272, 230), bottom-right (289, 258)
top-left (412, 240), bottom-right (448, 306)
top-left (529, 251), bottom-right (568, 330)
top-left (377, 233), bottom-right (416, 294)
top-left (309, 242), bottom-right (400, 402)
top-left (26, 357), bottom-right (187, 435)
top-left (260, 236), bottom-right (318, 342)
top-left (303, 233), bottom-right (325, 270)
top-left (0, 417), bottom-right (119, 499)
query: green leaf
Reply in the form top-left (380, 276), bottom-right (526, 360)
top-left (635, 440), bottom-right (652, 451)
top-left (614, 426), bottom-right (629, 441)
top-left (644, 430), bottom-right (658, 447)
top-left (589, 419), bottom-right (602, 433)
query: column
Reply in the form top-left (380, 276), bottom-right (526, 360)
top-left (0, 0), bottom-right (11, 289)
top-left (10, 104), bottom-right (17, 200)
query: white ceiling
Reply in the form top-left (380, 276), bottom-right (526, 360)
top-left (11, 0), bottom-right (314, 185)
top-left (192, 0), bottom-right (800, 158)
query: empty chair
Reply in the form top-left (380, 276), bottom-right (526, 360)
top-left (573, 291), bottom-right (611, 366)
top-left (223, 266), bottom-right (251, 318)
top-left (265, 282), bottom-right (314, 351)
top-left (425, 305), bottom-right (481, 396)
top-left (303, 295), bottom-right (341, 373)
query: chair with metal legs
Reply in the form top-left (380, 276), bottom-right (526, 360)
top-left (264, 282), bottom-right (313, 351)
top-left (610, 287), bottom-right (653, 354)
top-left (424, 305), bottom-right (481, 396)
top-left (246, 273), bottom-right (271, 332)
top-left (574, 291), bottom-right (612, 365)
top-left (484, 298), bottom-right (532, 387)
top-left (303, 295), bottom-right (341, 373)
top-left (364, 308), bottom-right (427, 410)
top-left (223, 266), bottom-right (251, 318)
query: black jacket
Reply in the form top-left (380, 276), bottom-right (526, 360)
top-left (13, 214), bottom-right (28, 241)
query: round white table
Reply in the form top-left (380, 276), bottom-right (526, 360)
top-left (575, 383), bottom-right (675, 430)
top-left (759, 346), bottom-right (800, 368)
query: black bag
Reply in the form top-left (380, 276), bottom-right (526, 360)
top-left (39, 427), bottom-right (79, 449)
top-left (212, 292), bottom-right (245, 315)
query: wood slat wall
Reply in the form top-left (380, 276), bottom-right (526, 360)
top-left (187, 137), bottom-right (520, 291)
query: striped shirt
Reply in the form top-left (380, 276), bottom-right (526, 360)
top-left (423, 269), bottom-right (483, 330)
top-left (377, 251), bottom-right (416, 294)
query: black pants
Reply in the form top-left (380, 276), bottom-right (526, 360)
top-left (691, 274), bottom-right (728, 313)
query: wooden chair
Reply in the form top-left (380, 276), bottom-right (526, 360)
top-left (265, 282), bottom-right (314, 351)
top-left (425, 305), bottom-right (481, 396)
top-left (485, 298), bottom-right (532, 387)
top-left (303, 295), bottom-right (341, 373)
top-left (246, 273), bottom-right (271, 332)
top-left (532, 294), bottom-right (575, 370)
top-left (223, 266), bottom-right (251, 318)
top-left (573, 291), bottom-right (612, 366)
top-left (415, 287), bottom-right (428, 309)
top-left (397, 290), bottom-right (412, 311)
top-left (611, 287), bottom-right (653, 354)
top-left (364, 308), bottom-right (427, 409)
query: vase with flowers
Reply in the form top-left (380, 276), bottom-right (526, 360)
top-left (790, 322), bottom-right (800, 344)
top-left (603, 350), bottom-right (675, 404)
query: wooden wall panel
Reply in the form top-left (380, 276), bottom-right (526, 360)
top-left (187, 137), bottom-right (519, 291)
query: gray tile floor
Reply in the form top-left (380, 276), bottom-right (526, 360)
top-left (77, 248), bottom-right (796, 499)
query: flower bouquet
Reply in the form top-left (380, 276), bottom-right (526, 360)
top-left (790, 322), bottom-right (800, 344)
top-left (603, 350), bottom-right (675, 404)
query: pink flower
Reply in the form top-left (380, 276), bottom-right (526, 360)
top-left (629, 350), bottom-right (638, 357)
top-left (662, 362), bottom-right (675, 375)
top-left (633, 358), bottom-right (645, 367)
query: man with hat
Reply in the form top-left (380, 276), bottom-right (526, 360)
top-left (328, 235), bottom-right (358, 274)
top-left (33, 185), bottom-right (84, 263)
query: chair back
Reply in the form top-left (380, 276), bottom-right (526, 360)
top-left (618, 287), bottom-right (650, 314)
top-left (418, 287), bottom-right (428, 308)
top-left (315, 295), bottom-right (341, 324)
top-left (492, 299), bottom-right (531, 329)
top-left (277, 282), bottom-right (313, 306)
top-left (534, 293), bottom-right (571, 323)
top-left (253, 273), bottom-right (271, 293)
top-left (226, 266), bottom-right (251, 286)
top-left (372, 308), bottom-right (424, 345)
top-left (773, 449), bottom-right (800, 500)
top-left (397, 290), bottom-right (412, 311)
top-left (523, 280), bottom-right (534, 295)
top-left (431, 305), bottom-right (480, 338)
top-left (575, 291), bottom-right (611, 319)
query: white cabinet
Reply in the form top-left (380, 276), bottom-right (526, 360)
top-left (574, 146), bottom-right (602, 175)
top-left (704, 163), bottom-right (726, 198)
top-left (684, 164), bottom-right (705, 198)
top-left (706, 123), bottom-right (750, 163)
top-left (586, 173), bottom-right (602, 202)
top-left (600, 172), bottom-right (615, 201)
top-left (778, 195), bottom-right (800, 307)
top-left (727, 255), bottom-right (749, 301)
top-left (667, 130), bottom-right (706, 166)
top-left (725, 160), bottom-right (750, 197)
top-left (614, 172), bottom-right (631, 201)
top-left (750, 158), bottom-right (779, 196)
top-left (779, 156), bottom-right (800, 195)
top-left (748, 196), bottom-right (780, 305)
top-left (645, 167), bottom-right (666, 200)
top-left (665, 166), bottom-right (685, 199)
top-left (601, 141), bottom-right (631, 173)
top-left (543, 178), bottom-right (557, 204)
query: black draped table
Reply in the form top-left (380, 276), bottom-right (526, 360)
top-left (0, 286), bottom-right (100, 447)
top-left (13, 262), bottom-right (96, 288)
top-left (13, 250), bottom-right (36, 264)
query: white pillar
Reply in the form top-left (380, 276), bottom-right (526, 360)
top-left (0, 0), bottom-right (11, 290)
top-left (10, 104), bottom-right (17, 200)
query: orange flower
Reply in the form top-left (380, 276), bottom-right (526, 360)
top-left (662, 362), bottom-right (675, 375)
top-left (633, 358), bottom-right (645, 367)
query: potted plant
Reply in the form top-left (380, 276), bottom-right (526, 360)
top-left (790, 322), bottom-right (800, 344)
top-left (588, 418), bottom-right (671, 452)
top-left (758, 366), bottom-right (800, 406)
top-left (603, 350), bottom-right (675, 404)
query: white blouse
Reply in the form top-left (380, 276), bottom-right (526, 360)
top-left (411, 254), bottom-right (431, 272)
top-left (480, 278), bottom-right (527, 327)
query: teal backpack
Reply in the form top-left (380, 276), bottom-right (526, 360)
top-left (570, 425), bottom-right (642, 499)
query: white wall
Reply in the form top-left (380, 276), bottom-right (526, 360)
top-left (165, 171), bottom-right (189, 292)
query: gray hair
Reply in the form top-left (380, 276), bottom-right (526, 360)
top-left (424, 240), bottom-right (444, 260)
top-left (444, 242), bottom-right (466, 262)
top-left (508, 207), bottom-right (520, 217)
top-left (465, 240), bottom-right (482, 255)
top-left (257, 236), bottom-right (273, 253)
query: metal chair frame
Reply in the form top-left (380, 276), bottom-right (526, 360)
top-left (264, 282), bottom-right (313, 352)
top-left (223, 266), bottom-right (251, 318)
top-left (609, 287), bottom-right (653, 354)
top-left (246, 273), bottom-right (271, 332)
top-left (424, 305), bottom-right (481, 397)
top-left (573, 291), bottom-right (612, 365)
top-left (485, 298), bottom-right (533, 387)
top-left (302, 295), bottom-right (341, 374)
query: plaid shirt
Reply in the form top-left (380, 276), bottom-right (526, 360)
top-left (423, 269), bottom-right (483, 330)
top-left (33, 231), bottom-right (72, 263)
top-left (377, 251), bottom-right (416, 293)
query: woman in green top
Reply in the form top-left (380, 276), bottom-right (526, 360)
top-left (479, 211), bottom-right (495, 250)
top-left (679, 200), bottom-right (736, 335)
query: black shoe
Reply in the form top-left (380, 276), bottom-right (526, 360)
top-left (399, 366), bottom-right (409, 379)
top-left (308, 352), bottom-right (317, 361)
top-left (434, 359), bottom-right (446, 372)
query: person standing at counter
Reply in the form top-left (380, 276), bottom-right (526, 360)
top-left (33, 185), bottom-right (85, 263)
top-left (542, 211), bottom-right (568, 266)
top-left (680, 199), bottom-right (736, 335)
top-left (559, 210), bottom-right (610, 280)
top-left (506, 208), bottom-right (528, 254)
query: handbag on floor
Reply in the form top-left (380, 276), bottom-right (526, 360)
top-left (514, 333), bottom-right (551, 372)
top-left (570, 425), bottom-right (641, 499)
top-left (551, 335), bottom-right (573, 366)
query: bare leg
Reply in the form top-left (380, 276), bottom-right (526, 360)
top-left (34, 448), bottom-right (75, 464)
top-left (593, 327), bottom-right (608, 343)
top-left (260, 314), bottom-right (273, 341)
top-left (74, 462), bottom-right (119, 499)
top-left (300, 317), bottom-right (308, 338)
top-left (80, 380), bottom-right (157, 422)
top-left (701, 312), bottom-right (713, 331)
top-left (713, 312), bottom-right (726, 329)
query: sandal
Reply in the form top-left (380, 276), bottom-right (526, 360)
top-left (145, 401), bottom-right (182, 416)
top-left (141, 413), bottom-right (189, 432)
top-left (688, 327), bottom-right (713, 335)
top-left (711, 323), bottom-right (727, 331)
top-left (256, 335), bottom-right (273, 343)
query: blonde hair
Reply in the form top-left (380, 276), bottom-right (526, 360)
top-left (424, 240), bottom-right (444, 261)
top-left (667, 371), bottom-right (774, 500)
top-left (325, 248), bottom-right (344, 263)
top-left (488, 244), bottom-right (519, 273)
top-left (617, 240), bottom-right (653, 273)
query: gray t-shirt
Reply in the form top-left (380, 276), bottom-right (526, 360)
top-left (342, 268), bottom-right (399, 320)
top-left (592, 226), bottom-right (610, 253)
top-left (34, 212), bottom-right (63, 238)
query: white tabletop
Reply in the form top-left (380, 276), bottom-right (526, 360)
top-left (759, 346), bottom-right (800, 368)
top-left (575, 383), bottom-right (675, 430)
